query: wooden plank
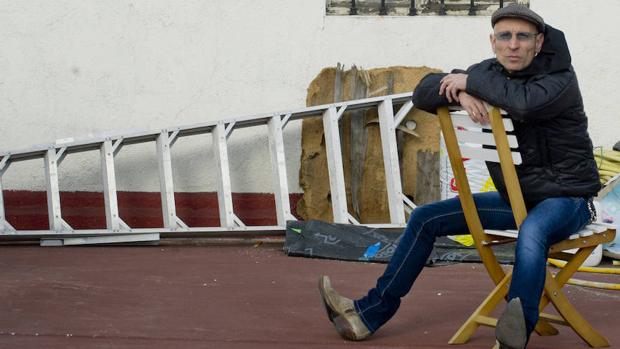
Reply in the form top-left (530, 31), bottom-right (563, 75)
top-left (456, 129), bottom-right (518, 147)
top-left (489, 108), bottom-right (527, 227)
top-left (415, 150), bottom-right (440, 205)
top-left (349, 66), bottom-right (368, 219)
top-left (450, 111), bottom-right (514, 131)
top-left (459, 145), bottom-right (522, 164)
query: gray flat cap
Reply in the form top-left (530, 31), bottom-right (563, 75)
top-left (491, 4), bottom-right (545, 33)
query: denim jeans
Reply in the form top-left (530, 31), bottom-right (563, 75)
top-left (354, 192), bottom-right (592, 337)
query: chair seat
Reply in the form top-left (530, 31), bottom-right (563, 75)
top-left (483, 223), bottom-right (616, 255)
top-left (484, 222), bottom-right (615, 241)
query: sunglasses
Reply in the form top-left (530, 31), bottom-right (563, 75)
top-left (494, 31), bottom-right (539, 42)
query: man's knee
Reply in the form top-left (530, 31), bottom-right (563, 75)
top-left (517, 221), bottom-right (549, 251)
top-left (407, 200), bottom-right (461, 237)
top-left (409, 204), bottom-right (434, 222)
top-left (407, 202), bottom-right (447, 230)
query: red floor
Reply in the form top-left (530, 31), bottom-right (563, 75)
top-left (0, 240), bottom-right (618, 348)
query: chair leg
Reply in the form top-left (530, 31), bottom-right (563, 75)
top-left (554, 246), bottom-right (596, 286)
top-left (544, 269), bottom-right (610, 347)
top-left (538, 247), bottom-right (593, 314)
top-left (533, 317), bottom-right (560, 336)
top-left (449, 270), bottom-right (559, 345)
top-left (449, 272), bottom-right (511, 344)
top-left (535, 247), bottom-right (595, 335)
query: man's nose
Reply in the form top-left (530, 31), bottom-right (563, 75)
top-left (508, 37), bottom-right (520, 49)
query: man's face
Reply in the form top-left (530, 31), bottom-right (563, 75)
top-left (490, 18), bottom-right (544, 72)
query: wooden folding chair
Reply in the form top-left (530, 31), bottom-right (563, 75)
top-left (436, 106), bottom-right (616, 348)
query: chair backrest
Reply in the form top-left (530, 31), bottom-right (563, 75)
top-left (445, 109), bottom-right (521, 164)
top-left (437, 106), bottom-right (528, 232)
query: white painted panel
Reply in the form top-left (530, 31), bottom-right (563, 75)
top-left (456, 129), bottom-right (518, 148)
top-left (460, 145), bottom-right (522, 165)
top-left (450, 112), bottom-right (514, 131)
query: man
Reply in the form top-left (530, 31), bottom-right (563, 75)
top-left (318, 4), bottom-right (600, 349)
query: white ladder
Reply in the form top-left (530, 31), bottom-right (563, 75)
top-left (0, 93), bottom-right (417, 245)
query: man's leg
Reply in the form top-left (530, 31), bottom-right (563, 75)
top-left (354, 192), bottom-right (517, 333)
top-left (507, 197), bottom-right (592, 338)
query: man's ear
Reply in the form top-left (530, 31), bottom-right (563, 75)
top-left (535, 33), bottom-right (544, 54)
top-left (490, 33), bottom-right (496, 54)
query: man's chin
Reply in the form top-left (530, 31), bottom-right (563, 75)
top-left (501, 62), bottom-right (525, 73)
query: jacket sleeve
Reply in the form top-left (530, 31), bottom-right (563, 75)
top-left (411, 72), bottom-right (457, 113)
top-left (466, 64), bottom-right (575, 122)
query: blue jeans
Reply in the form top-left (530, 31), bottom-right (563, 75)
top-left (354, 192), bottom-right (592, 337)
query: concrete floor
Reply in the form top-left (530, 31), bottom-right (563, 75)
top-left (0, 240), bottom-right (618, 348)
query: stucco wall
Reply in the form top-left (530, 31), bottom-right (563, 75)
top-left (1, 0), bottom-right (618, 192)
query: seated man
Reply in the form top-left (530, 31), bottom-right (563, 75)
top-left (318, 4), bottom-right (600, 349)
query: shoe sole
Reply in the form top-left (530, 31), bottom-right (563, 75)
top-left (333, 314), bottom-right (362, 341)
top-left (496, 299), bottom-right (527, 349)
top-left (319, 275), bottom-right (339, 322)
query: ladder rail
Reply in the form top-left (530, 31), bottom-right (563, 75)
top-left (0, 93), bottom-right (414, 160)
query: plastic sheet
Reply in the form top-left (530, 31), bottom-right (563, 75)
top-left (284, 220), bottom-right (516, 265)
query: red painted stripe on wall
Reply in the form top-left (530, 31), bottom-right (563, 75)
top-left (2, 191), bottom-right (302, 230)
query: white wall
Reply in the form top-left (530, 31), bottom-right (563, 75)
top-left (1, 0), bottom-right (618, 192)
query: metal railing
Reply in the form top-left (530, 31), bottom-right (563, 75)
top-left (341, 0), bottom-right (515, 16)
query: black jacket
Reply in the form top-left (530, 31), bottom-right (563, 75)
top-left (412, 25), bottom-right (601, 206)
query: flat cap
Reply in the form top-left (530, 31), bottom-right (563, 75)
top-left (491, 4), bottom-right (545, 33)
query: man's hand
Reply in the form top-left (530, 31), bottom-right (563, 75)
top-left (439, 73), bottom-right (467, 103)
top-left (458, 92), bottom-right (490, 125)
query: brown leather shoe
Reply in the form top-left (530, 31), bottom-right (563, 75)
top-left (318, 275), bottom-right (371, 341)
top-left (496, 298), bottom-right (527, 349)
top-left (333, 312), bottom-right (372, 341)
top-left (318, 275), bottom-right (354, 321)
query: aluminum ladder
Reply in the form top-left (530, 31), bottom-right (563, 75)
top-left (0, 92), bottom-right (417, 245)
